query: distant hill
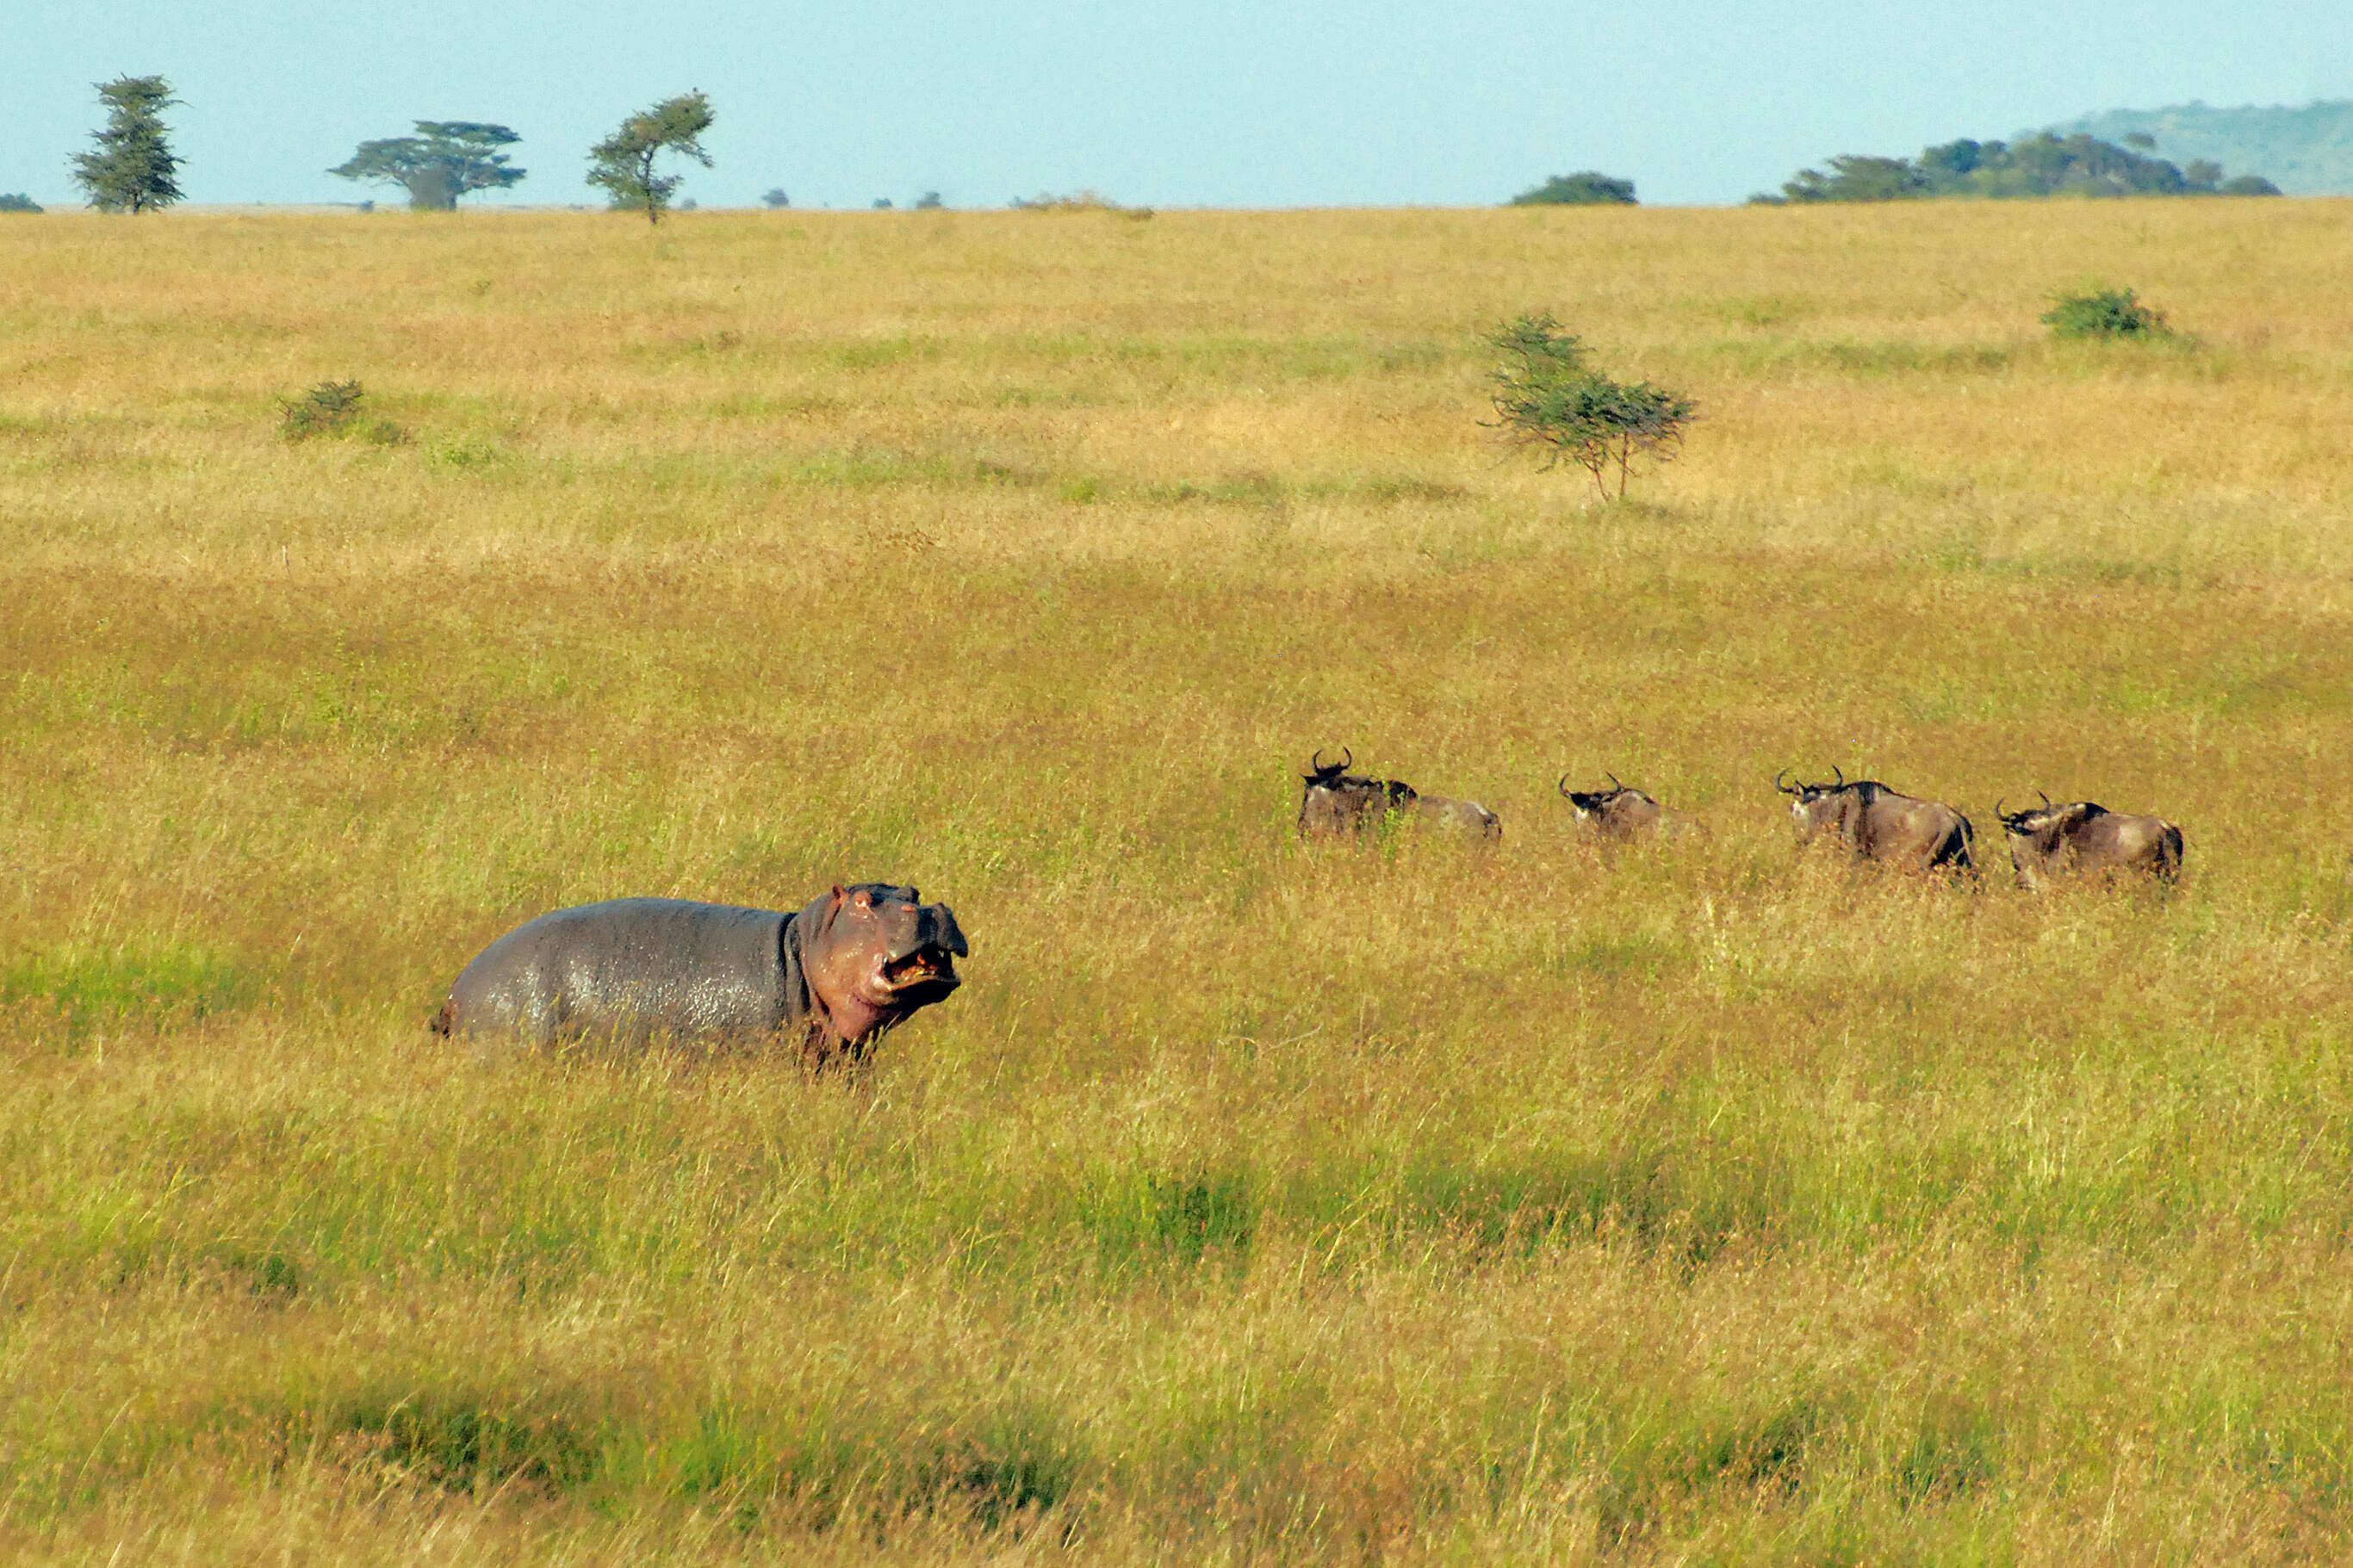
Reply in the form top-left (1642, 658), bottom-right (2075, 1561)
top-left (2054, 102), bottom-right (2353, 195)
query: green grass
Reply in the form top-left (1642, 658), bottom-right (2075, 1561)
top-left (2, 200), bottom-right (2353, 1561)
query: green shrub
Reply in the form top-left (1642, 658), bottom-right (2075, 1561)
top-left (2041, 287), bottom-right (2171, 340)
top-left (279, 380), bottom-right (408, 443)
top-left (279, 380), bottom-right (367, 439)
top-left (1486, 313), bottom-right (1697, 501)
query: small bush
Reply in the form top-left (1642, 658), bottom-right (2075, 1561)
top-left (279, 381), bottom-right (408, 444)
top-left (2041, 287), bottom-right (2170, 340)
top-left (279, 380), bottom-right (366, 439)
top-left (0, 193), bottom-right (42, 214)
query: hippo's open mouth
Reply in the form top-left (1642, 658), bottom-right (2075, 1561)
top-left (879, 946), bottom-right (960, 994)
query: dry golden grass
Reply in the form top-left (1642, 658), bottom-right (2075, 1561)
top-left (3, 198), bottom-right (2352, 1563)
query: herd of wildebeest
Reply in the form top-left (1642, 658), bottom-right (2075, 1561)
top-left (1303, 747), bottom-right (2185, 886)
top-left (429, 745), bottom-right (2183, 1073)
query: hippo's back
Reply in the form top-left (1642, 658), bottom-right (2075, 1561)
top-left (444, 897), bottom-right (797, 1049)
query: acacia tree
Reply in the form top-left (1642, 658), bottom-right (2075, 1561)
top-left (330, 122), bottom-right (525, 209)
top-left (71, 75), bottom-right (183, 213)
top-left (1486, 314), bottom-right (1696, 502)
top-left (1507, 171), bottom-right (1636, 206)
top-left (586, 92), bottom-right (713, 224)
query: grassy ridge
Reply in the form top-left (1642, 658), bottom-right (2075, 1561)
top-left (3, 201), bottom-right (2352, 1561)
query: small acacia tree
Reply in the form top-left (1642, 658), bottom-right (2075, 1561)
top-left (330, 122), bottom-right (525, 210)
top-left (587, 92), bottom-right (713, 224)
top-left (1486, 314), bottom-right (1696, 502)
top-left (71, 75), bottom-right (183, 214)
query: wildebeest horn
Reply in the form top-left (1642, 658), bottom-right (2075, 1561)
top-left (1832, 765), bottom-right (1845, 788)
top-left (1773, 768), bottom-right (1798, 795)
top-left (1558, 773), bottom-right (1574, 799)
top-left (2038, 789), bottom-right (2052, 809)
top-left (1309, 747), bottom-right (1351, 774)
top-left (1605, 772), bottom-right (1622, 792)
top-left (1994, 797), bottom-right (2007, 822)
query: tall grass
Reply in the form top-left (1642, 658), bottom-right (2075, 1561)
top-left (2, 200), bottom-right (2351, 1562)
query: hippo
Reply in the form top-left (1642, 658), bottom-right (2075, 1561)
top-left (430, 883), bottom-right (967, 1069)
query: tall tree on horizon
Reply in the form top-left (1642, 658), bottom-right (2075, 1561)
top-left (586, 92), bottom-right (713, 225)
top-left (71, 75), bottom-right (183, 214)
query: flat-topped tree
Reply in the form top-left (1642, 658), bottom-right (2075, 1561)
top-left (1508, 171), bottom-right (1636, 206)
top-left (330, 122), bottom-right (525, 210)
top-left (71, 75), bottom-right (182, 213)
top-left (587, 92), bottom-right (714, 224)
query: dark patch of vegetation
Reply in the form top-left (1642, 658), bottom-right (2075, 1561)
top-left (1509, 170), bottom-right (1637, 206)
top-left (1084, 1170), bottom-right (1258, 1267)
top-left (911, 1404), bottom-right (1088, 1531)
top-left (333, 1392), bottom-right (601, 1494)
top-left (2042, 287), bottom-right (2172, 340)
top-left (1893, 1406), bottom-right (1999, 1503)
top-left (0, 194), bottom-right (42, 214)
top-left (1750, 132), bottom-right (2282, 203)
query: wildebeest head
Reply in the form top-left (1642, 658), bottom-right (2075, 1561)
top-left (1995, 790), bottom-right (2095, 848)
top-left (1774, 765), bottom-right (1856, 846)
top-left (1561, 772), bottom-right (1664, 840)
top-left (1299, 747), bottom-right (1416, 836)
top-left (798, 883), bottom-right (968, 1053)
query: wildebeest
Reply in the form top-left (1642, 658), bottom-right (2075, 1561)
top-left (1996, 793), bottom-right (2184, 889)
top-left (1775, 766), bottom-right (1976, 873)
top-left (431, 883), bottom-right (968, 1069)
top-left (1559, 772), bottom-right (1694, 843)
top-left (1298, 748), bottom-right (1501, 841)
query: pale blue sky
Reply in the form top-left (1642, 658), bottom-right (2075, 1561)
top-left (7, 1), bottom-right (2347, 209)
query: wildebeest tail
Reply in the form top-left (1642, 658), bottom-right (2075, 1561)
top-left (427, 998), bottom-right (456, 1036)
top-left (1936, 813), bottom-right (1977, 874)
top-left (2158, 822), bottom-right (2186, 882)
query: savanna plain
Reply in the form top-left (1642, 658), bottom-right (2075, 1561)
top-left (2, 199), bottom-right (2351, 1565)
